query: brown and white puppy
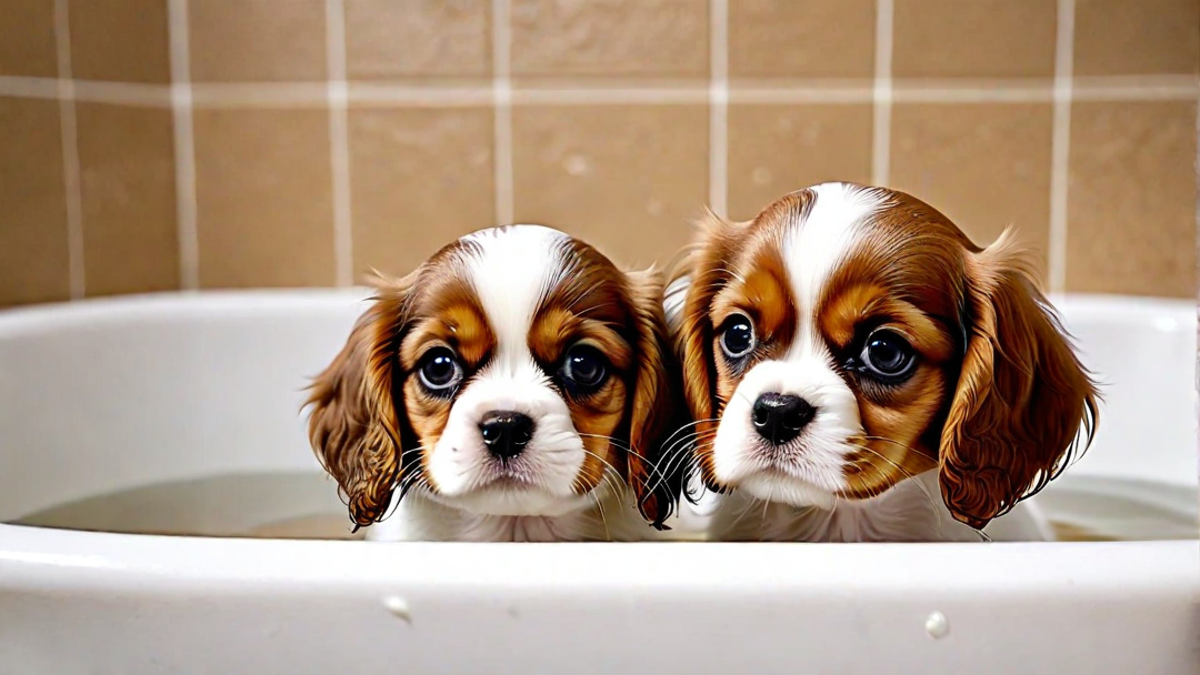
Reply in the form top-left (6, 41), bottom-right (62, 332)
top-left (666, 182), bottom-right (1099, 542)
top-left (306, 225), bottom-right (683, 541)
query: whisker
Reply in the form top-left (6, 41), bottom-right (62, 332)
top-left (645, 429), bottom-right (717, 496)
top-left (854, 435), bottom-right (939, 461)
top-left (657, 418), bottom-right (722, 452)
top-left (848, 445), bottom-right (970, 541)
top-left (590, 487), bottom-right (612, 541)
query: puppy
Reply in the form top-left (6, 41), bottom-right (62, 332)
top-left (306, 225), bottom-right (683, 541)
top-left (666, 182), bottom-right (1099, 542)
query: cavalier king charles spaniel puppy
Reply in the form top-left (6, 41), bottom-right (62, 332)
top-left (666, 182), bottom-right (1099, 542)
top-left (306, 225), bottom-right (683, 542)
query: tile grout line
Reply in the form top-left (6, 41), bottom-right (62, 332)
top-left (2, 76), bottom-right (1197, 107)
top-left (326, 0), bottom-right (354, 287)
top-left (168, 0), bottom-right (199, 290)
top-left (708, 0), bottom-right (729, 218)
top-left (53, 0), bottom-right (84, 300)
top-left (1048, 0), bottom-right (1075, 294)
top-left (871, 0), bottom-right (894, 187)
top-left (492, 0), bottom-right (514, 225)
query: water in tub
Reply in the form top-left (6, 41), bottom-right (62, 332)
top-left (8, 469), bottom-right (1197, 541)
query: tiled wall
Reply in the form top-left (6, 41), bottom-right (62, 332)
top-left (1, 0), bottom-right (1197, 308)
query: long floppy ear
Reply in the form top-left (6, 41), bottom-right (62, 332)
top-left (305, 273), bottom-right (415, 530)
top-left (939, 232), bottom-right (1099, 529)
top-left (670, 209), bottom-right (747, 490)
top-left (623, 266), bottom-right (687, 529)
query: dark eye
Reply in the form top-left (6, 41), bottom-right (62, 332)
top-left (418, 348), bottom-right (463, 394)
top-left (859, 330), bottom-right (916, 381)
top-left (719, 314), bottom-right (756, 359)
top-left (561, 344), bottom-right (608, 394)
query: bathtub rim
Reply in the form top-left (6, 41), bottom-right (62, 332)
top-left (1, 521), bottom-right (1196, 590)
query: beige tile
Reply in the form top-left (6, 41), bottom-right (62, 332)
top-left (1066, 101), bottom-right (1196, 297)
top-left (512, 104), bottom-right (708, 268)
top-left (890, 103), bottom-right (1053, 276)
top-left (345, 0), bottom-right (491, 80)
top-left (189, 0), bottom-right (326, 82)
top-left (76, 103), bottom-right (178, 296)
top-left (349, 107), bottom-right (495, 278)
top-left (729, 0), bottom-right (875, 79)
top-left (0, 97), bottom-right (70, 306)
top-left (69, 0), bottom-right (171, 83)
top-left (511, 0), bottom-right (708, 79)
top-left (193, 108), bottom-right (335, 288)
top-left (0, 0), bottom-right (57, 77)
top-left (728, 104), bottom-right (873, 220)
top-left (893, 0), bottom-right (1056, 78)
top-left (1075, 0), bottom-right (1199, 76)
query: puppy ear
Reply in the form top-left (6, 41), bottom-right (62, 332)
top-left (939, 232), bottom-right (1099, 529)
top-left (305, 273), bottom-right (416, 530)
top-left (671, 209), bottom-right (745, 489)
top-left (623, 266), bottom-right (686, 529)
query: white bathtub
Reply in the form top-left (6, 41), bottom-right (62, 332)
top-left (0, 290), bottom-right (1196, 674)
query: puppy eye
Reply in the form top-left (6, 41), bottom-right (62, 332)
top-left (560, 344), bottom-right (608, 394)
top-left (719, 314), bottom-right (756, 359)
top-left (859, 330), bottom-right (916, 381)
top-left (418, 348), bottom-right (463, 394)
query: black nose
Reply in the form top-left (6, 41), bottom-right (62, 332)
top-left (479, 411), bottom-right (535, 459)
top-left (752, 393), bottom-right (815, 446)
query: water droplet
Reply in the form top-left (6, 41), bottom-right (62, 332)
top-left (924, 610), bottom-right (948, 639)
top-left (564, 154), bottom-right (589, 176)
top-left (752, 167), bottom-right (772, 185)
top-left (383, 595), bottom-right (412, 624)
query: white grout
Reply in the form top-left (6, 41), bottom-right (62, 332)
top-left (892, 83), bottom-right (1053, 103)
top-left (871, 0), bottom-right (894, 187)
top-left (492, 0), bottom-right (514, 225)
top-left (190, 82), bottom-right (331, 107)
top-left (514, 87), bottom-right (710, 105)
top-left (1072, 75), bottom-right (1199, 100)
top-left (2, 77), bottom-right (1194, 108)
top-left (708, 0), bottom-right (729, 218)
top-left (0, 76), bottom-right (60, 98)
top-left (1048, 0), bottom-right (1075, 294)
top-left (326, 0), bottom-right (353, 287)
top-left (53, 0), bottom-right (84, 300)
top-left (349, 83), bottom-right (495, 106)
top-left (168, 0), bottom-right (199, 290)
top-left (731, 86), bottom-right (875, 104)
top-left (71, 80), bottom-right (173, 106)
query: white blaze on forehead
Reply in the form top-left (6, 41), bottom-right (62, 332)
top-left (461, 225), bottom-right (570, 372)
top-left (780, 182), bottom-right (887, 322)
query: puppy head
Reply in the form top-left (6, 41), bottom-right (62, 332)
top-left (306, 225), bottom-right (681, 530)
top-left (674, 182), bottom-right (1098, 529)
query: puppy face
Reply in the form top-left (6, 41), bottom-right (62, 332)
top-left (674, 182), bottom-right (1098, 529)
top-left (308, 225), bottom-right (681, 529)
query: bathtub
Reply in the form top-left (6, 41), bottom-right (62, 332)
top-left (0, 290), bottom-right (1196, 674)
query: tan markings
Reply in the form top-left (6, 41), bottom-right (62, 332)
top-left (399, 302), bottom-right (494, 371)
top-left (402, 376), bottom-right (449, 456)
top-left (530, 300), bottom-right (630, 496)
top-left (528, 308), bottom-right (633, 372)
top-left (711, 243), bottom-right (797, 348)
top-left (813, 211), bottom-right (966, 500)
top-left (821, 282), bottom-right (956, 362)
